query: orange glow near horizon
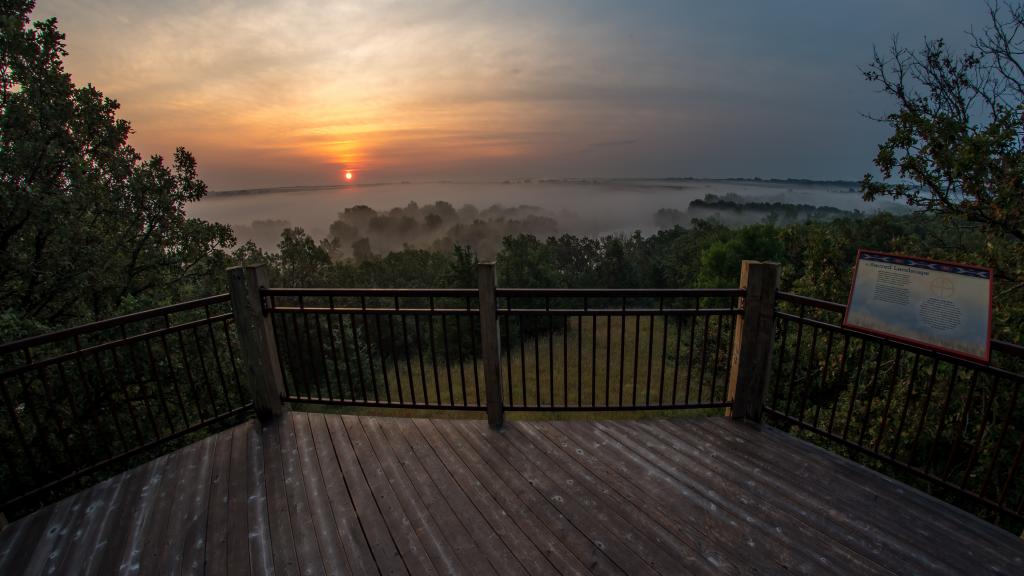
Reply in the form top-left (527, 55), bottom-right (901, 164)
top-left (37, 1), bottom-right (689, 189)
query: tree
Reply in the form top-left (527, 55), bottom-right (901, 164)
top-left (443, 245), bottom-right (478, 288)
top-left (497, 234), bottom-right (559, 287)
top-left (351, 237), bottom-right (374, 262)
top-left (861, 1), bottom-right (1024, 284)
top-left (275, 228), bottom-right (331, 287)
top-left (0, 1), bottom-right (233, 337)
top-left (697, 224), bottom-right (784, 288)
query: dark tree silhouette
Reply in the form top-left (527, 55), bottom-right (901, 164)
top-left (861, 1), bottom-right (1024, 282)
top-left (0, 1), bottom-right (234, 338)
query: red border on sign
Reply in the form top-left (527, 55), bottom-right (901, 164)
top-left (841, 248), bottom-right (993, 363)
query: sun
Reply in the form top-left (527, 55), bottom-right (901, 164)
top-left (344, 170), bottom-right (353, 181)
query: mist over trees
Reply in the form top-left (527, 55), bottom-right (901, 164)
top-left (1, 0), bottom-right (1022, 351)
top-left (325, 201), bottom-right (562, 260)
top-left (234, 192), bottom-right (887, 258)
top-left (654, 193), bottom-right (865, 229)
top-left (232, 201), bottom-right (564, 259)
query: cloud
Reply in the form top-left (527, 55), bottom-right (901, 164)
top-left (35, 0), bottom-right (995, 188)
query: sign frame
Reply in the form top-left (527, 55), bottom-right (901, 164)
top-left (841, 249), bottom-right (994, 363)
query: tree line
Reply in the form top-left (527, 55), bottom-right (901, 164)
top-left (2, 0), bottom-right (1022, 348)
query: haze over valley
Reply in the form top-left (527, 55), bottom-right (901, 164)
top-left (195, 177), bottom-right (905, 253)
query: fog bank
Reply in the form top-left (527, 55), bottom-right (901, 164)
top-left (192, 178), bottom-right (905, 254)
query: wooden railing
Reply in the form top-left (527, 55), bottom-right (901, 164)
top-left (1, 260), bottom-right (1022, 533)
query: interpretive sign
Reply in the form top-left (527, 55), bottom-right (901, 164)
top-left (843, 249), bottom-right (993, 362)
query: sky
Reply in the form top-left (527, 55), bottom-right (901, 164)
top-left (35, 0), bottom-right (992, 190)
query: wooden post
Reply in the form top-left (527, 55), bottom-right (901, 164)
top-left (228, 265), bottom-right (285, 422)
top-left (478, 262), bottom-right (504, 429)
top-left (726, 260), bottom-right (780, 421)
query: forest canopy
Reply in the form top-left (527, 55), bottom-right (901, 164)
top-left (1, 0), bottom-right (1022, 351)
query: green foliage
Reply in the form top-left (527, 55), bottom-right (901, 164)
top-left (276, 228), bottom-right (332, 287)
top-left (861, 2), bottom-right (1024, 285)
top-left (235, 210), bottom-right (1022, 339)
top-left (497, 234), bottom-right (561, 287)
top-left (0, 2), bottom-right (233, 339)
top-left (697, 224), bottom-right (784, 287)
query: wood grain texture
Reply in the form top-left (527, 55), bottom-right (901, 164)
top-left (726, 260), bottom-right (779, 421)
top-left (2, 413), bottom-right (1022, 575)
top-left (478, 263), bottom-right (503, 428)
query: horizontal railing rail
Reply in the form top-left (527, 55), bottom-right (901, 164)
top-left (0, 294), bottom-right (233, 354)
top-left (263, 288), bottom-right (486, 410)
top-left (494, 288), bottom-right (746, 298)
top-left (495, 289), bottom-right (744, 411)
top-left (0, 295), bottom-right (253, 517)
top-left (767, 291), bottom-right (1024, 527)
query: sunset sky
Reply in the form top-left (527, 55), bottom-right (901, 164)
top-left (37, 0), bottom-right (987, 190)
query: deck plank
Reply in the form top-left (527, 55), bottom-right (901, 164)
top-left (278, 411), bottom-right (326, 576)
top-left (420, 418), bottom-right (593, 576)
top-left (500, 421), bottom-right (718, 576)
top-left (748, 418), bottom-right (1024, 559)
top-left (204, 423), bottom-right (235, 574)
top-left (291, 412), bottom-right (351, 574)
top-left (247, 417), bottom-right (275, 576)
top-left (357, 415), bottom-right (482, 574)
top-left (383, 418), bottom-right (524, 576)
top-left (226, 422), bottom-right (253, 575)
top-left (338, 415), bottom-right (439, 575)
top-left (529, 420), bottom-right (763, 573)
top-left (159, 436), bottom-right (214, 575)
top-left (178, 434), bottom-right (217, 575)
top-left (307, 413), bottom-right (381, 575)
top-left (2, 412), bottom-right (1024, 575)
top-left (21, 485), bottom-right (89, 574)
top-left (601, 418), bottom-right (891, 573)
top-left (443, 419), bottom-right (628, 575)
top-left (0, 503), bottom-right (55, 574)
top-left (698, 416), bottom-right (1024, 574)
top-left (133, 444), bottom-right (188, 575)
top-left (101, 450), bottom-right (167, 569)
top-left (455, 418), bottom-right (663, 575)
top-left (261, 417), bottom-right (300, 576)
top-left (52, 470), bottom-right (125, 574)
top-left (548, 419), bottom-right (819, 574)
top-left (592, 419), bottom-right (889, 575)
top-left (322, 415), bottom-right (409, 576)
top-left (663, 417), bottom-right (963, 574)
top-left (401, 418), bottom-right (561, 576)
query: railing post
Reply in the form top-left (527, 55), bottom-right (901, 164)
top-left (726, 260), bottom-right (780, 421)
top-left (227, 265), bottom-right (285, 422)
top-left (478, 262), bottom-right (504, 429)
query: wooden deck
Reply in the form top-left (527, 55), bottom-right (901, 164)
top-left (1, 413), bottom-right (1023, 575)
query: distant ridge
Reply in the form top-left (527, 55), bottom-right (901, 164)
top-left (210, 181), bottom-right (402, 196)
top-left (210, 176), bottom-right (861, 197)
